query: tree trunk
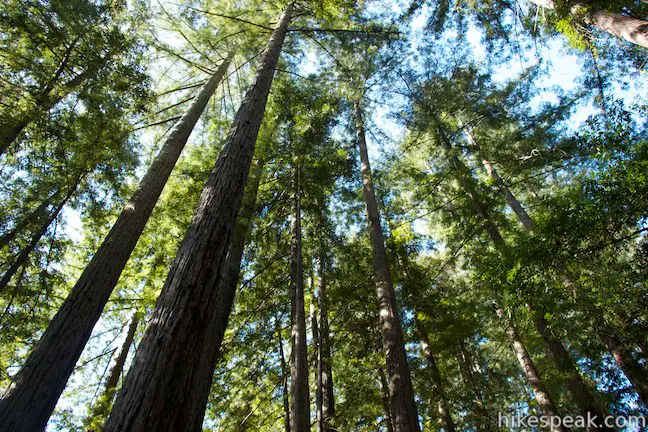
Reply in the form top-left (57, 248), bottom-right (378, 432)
top-left (317, 248), bottom-right (335, 432)
top-left (311, 280), bottom-right (323, 432)
top-left (599, 330), bottom-right (648, 405)
top-left (530, 306), bottom-right (612, 431)
top-left (469, 131), bottom-right (615, 425)
top-left (354, 100), bottom-right (421, 432)
top-left (496, 308), bottom-right (566, 432)
top-left (103, 8), bottom-right (292, 431)
top-left (465, 132), bottom-right (534, 231)
top-left (0, 54), bottom-right (233, 432)
top-left (86, 310), bottom-right (141, 425)
top-left (433, 117), bottom-right (504, 247)
top-left (378, 367), bottom-right (396, 432)
top-left (212, 157), bottom-right (265, 363)
top-left (530, 0), bottom-right (648, 49)
top-left (415, 321), bottom-right (455, 432)
top-left (0, 189), bottom-right (72, 293)
top-left (278, 320), bottom-right (292, 432)
top-left (289, 164), bottom-right (310, 432)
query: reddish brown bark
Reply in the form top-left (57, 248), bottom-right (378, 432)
top-left (103, 8), bottom-right (292, 431)
top-left (354, 100), bottom-right (420, 432)
top-left (0, 54), bottom-right (233, 432)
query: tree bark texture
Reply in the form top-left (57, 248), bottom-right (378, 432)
top-left (496, 308), bottom-right (566, 432)
top-left (530, 0), bottom-right (648, 49)
top-left (289, 164), bottom-right (310, 432)
top-left (354, 100), bottom-right (421, 432)
top-left (103, 8), bottom-right (291, 431)
top-left (0, 54), bottom-right (233, 432)
top-left (317, 249), bottom-right (335, 432)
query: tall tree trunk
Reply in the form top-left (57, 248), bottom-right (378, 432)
top-left (433, 117), bottom-right (504, 247)
top-left (317, 248), bottom-right (335, 432)
top-left (414, 320), bottom-right (455, 432)
top-left (530, 0), bottom-right (648, 49)
top-left (599, 330), bottom-right (648, 404)
top-left (212, 157), bottom-right (265, 363)
top-left (0, 50), bottom-right (112, 156)
top-left (0, 54), bottom-right (233, 432)
top-left (378, 367), bottom-right (396, 432)
top-left (496, 308), bottom-right (566, 432)
top-left (465, 132), bottom-right (534, 231)
top-left (0, 189), bottom-right (72, 292)
top-left (277, 319), bottom-right (292, 432)
top-left (435, 120), bottom-right (567, 427)
top-left (103, 8), bottom-right (292, 431)
top-left (354, 100), bottom-right (420, 432)
top-left (468, 131), bottom-right (617, 423)
top-left (86, 310), bottom-right (141, 425)
top-left (530, 306), bottom-right (612, 431)
top-left (311, 279), bottom-right (323, 432)
top-left (289, 163), bottom-right (310, 432)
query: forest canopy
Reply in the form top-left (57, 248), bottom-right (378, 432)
top-left (0, 0), bottom-right (647, 431)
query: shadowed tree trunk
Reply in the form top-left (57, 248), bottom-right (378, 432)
top-left (414, 319), bottom-right (455, 432)
top-left (289, 164), bottom-right (310, 432)
top-left (213, 157), bottom-right (265, 363)
top-left (378, 367), bottom-right (396, 432)
top-left (354, 100), bottom-right (421, 432)
top-left (496, 308), bottom-right (566, 432)
top-left (277, 319), bottom-right (291, 432)
top-left (0, 54), bottom-right (233, 432)
top-left (530, 0), bottom-right (648, 49)
top-left (317, 246), bottom-right (335, 432)
top-left (530, 306), bottom-right (613, 431)
top-left (86, 310), bottom-right (141, 426)
top-left (600, 330), bottom-right (648, 404)
top-left (102, 8), bottom-right (292, 431)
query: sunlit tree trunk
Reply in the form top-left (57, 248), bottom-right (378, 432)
top-left (289, 164), bottom-right (310, 432)
top-left (0, 54), bottom-right (233, 432)
top-left (496, 308), bottom-right (566, 432)
top-left (465, 132), bottom-right (533, 231)
top-left (530, 306), bottom-right (612, 431)
top-left (103, 8), bottom-right (292, 431)
top-left (600, 331), bottom-right (648, 404)
top-left (354, 100), bottom-right (421, 432)
top-left (530, 0), bottom-right (648, 49)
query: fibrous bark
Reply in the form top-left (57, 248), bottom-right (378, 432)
top-left (530, 0), bottom-right (648, 49)
top-left (0, 54), bottom-right (233, 432)
top-left (289, 164), bottom-right (310, 432)
top-left (103, 8), bottom-right (292, 431)
top-left (354, 100), bottom-right (420, 432)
